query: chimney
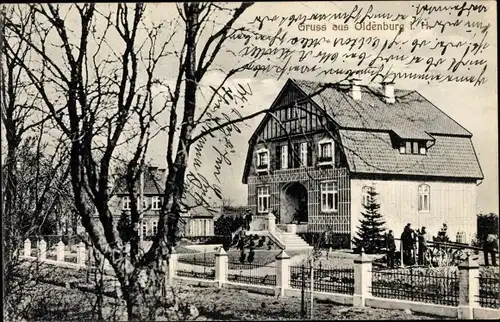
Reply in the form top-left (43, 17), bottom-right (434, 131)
top-left (382, 82), bottom-right (395, 104)
top-left (350, 79), bottom-right (362, 100)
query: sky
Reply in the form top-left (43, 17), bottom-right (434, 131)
top-left (144, 1), bottom-right (498, 214)
top-left (2, 1), bottom-right (497, 214)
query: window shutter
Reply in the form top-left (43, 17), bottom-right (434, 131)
top-left (288, 144), bottom-right (292, 168)
top-left (307, 142), bottom-right (313, 166)
top-left (293, 143), bottom-right (300, 168)
top-left (276, 145), bottom-right (281, 169)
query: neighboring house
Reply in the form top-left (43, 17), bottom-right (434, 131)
top-left (242, 78), bottom-right (483, 247)
top-left (109, 166), bottom-right (215, 238)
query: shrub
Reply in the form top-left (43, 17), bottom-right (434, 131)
top-left (433, 223), bottom-right (450, 243)
top-left (257, 237), bottom-right (265, 248)
top-left (267, 239), bottom-right (272, 250)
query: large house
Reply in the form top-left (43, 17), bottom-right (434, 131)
top-left (109, 166), bottom-right (215, 238)
top-left (242, 78), bottom-right (483, 247)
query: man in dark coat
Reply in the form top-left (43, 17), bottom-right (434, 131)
top-left (483, 234), bottom-right (498, 266)
top-left (385, 230), bottom-right (396, 268)
top-left (244, 209), bottom-right (253, 231)
top-left (401, 223), bottom-right (414, 266)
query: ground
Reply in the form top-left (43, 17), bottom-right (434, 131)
top-left (10, 279), bottom-right (451, 321)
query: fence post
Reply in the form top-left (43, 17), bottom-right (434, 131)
top-left (215, 247), bottom-right (228, 288)
top-left (24, 238), bottom-right (31, 258)
top-left (275, 250), bottom-right (290, 297)
top-left (168, 249), bottom-right (178, 285)
top-left (353, 248), bottom-right (372, 307)
top-left (77, 242), bottom-right (86, 265)
top-left (267, 213), bottom-right (276, 233)
top-left (39, 239), bottom-right (47, 261)
top-left (56, 240), bottom-right (65, 262)
top-left (457, 256), bottom-right (479, 319)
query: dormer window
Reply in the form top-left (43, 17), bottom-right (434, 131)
top-left (256, 148), bottom-right (270, 172)
top-left (317, 139), bottom-right (334, 166)
top-left (399, 140), bottom-right (426, 155)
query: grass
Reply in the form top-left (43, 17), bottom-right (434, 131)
top-left (8, 277), bottom-right (451, 321)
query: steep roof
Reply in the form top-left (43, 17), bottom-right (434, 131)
top-left (292, 79), bottom-right (472, 136)
top-left (339, 130), bottom-right (483, 179)
top-left (242, 79), bottom-right (483, 182)
top-left (113, 167), bottom-right (165, 195)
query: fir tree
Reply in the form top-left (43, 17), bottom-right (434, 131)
top-left (352, 187), bottom-right (386, 254)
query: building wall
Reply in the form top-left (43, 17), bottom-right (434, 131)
top-left (247, 167), bottom-right (350, 233)
top-left (109, 195), bottom-right (214, 237)
top-left (350, 178), bottom-right (478, 243)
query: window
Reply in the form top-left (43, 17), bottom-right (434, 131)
top-left (320, 181), bottom-right (338, 212)
top-left (412, 142), bottom-right (418, 154)
top-left (400, 140), bottom-right (427, 155)
top-left (152, 220), bottom-right (158, 235)
top-left (418, 184), bottom-right (430, 212)
top-left (300, 142), bottom-right (308, 167)
top-left (141, 197), bottom-right (148, 210)
top-left (122, 196), bottom-right (131, 210)
top-left (256, 148), bottom-right (269, 170)
top-left (151, 196), bottom-right (161, 210)
top-left (399, 143), bottom-right (406, 154)
top-left (419, 143), bottom-right (427, 155)
top-left (281, 145), bottom-right (288, 169)
top-left (317, 139), bottom-right (334, 164)
top-left (257, 186), bottom-right (270, 213)
top-left (142, 221), bottom-right (148, 237)
top-left (361, 186), bottom-right (373, 207)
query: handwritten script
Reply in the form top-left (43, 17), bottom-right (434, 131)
top-left (228, 1), bottom-right (492, 86)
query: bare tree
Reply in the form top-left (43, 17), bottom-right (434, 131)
top-left (3, 3), bottom-right (383, 320)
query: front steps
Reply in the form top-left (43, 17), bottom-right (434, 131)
top-left (272, 232), bottom-right (313, 251)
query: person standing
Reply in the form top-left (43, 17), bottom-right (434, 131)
top-left (418, 227), bottom-right (428, 266)
top-left (244, 209), bottom-right (253, 231)
top-left (385, 230), bottom-right (396, 268)
top-left (401, 224), bottom-right (413, 266)
top-left (484, 234), bottom-right (498, 266)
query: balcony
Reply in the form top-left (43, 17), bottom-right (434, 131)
top-left (317, 156), bottom-right (333, 167)
top-left (256, 164), bottom-right (270, 174)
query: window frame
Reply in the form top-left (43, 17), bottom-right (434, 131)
top-left (281, 145), bottom-right (288, 169)
top-left (142, 221), bottom-right (148, 237)
top-left (141, 197), bottom-right (148, 210)
top-left (257, 186), bottom-right (271, 214)
top-left (256, 147), bottom-right (270, 172)
top-left (151, 196), bottom-right (161, 210)
top-left (152, 220), bottom-right (158, 235)
top-left (361, 186), bottom-right (373, 207)
top-left (317, 138), bottom-right (334, 165)
top-left (300, 142), bottom-right (308, 167)
top-left (122, 196), bottom-right (131, 210)
top-left (418, 184), bottom-right (430, 213)
top-left (320, 181), bottom-right (338, 213)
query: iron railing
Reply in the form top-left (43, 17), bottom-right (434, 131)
top-left (478, 271), bottom-right (500, 309)
top-left (371, 267), bottom-right (459, 306)
top-left (176, 253), bottom-right (216, 280)
top-left (227, 261), bottom-right (276, 286)
top-left (290, 263), bottom-right (354, 295)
